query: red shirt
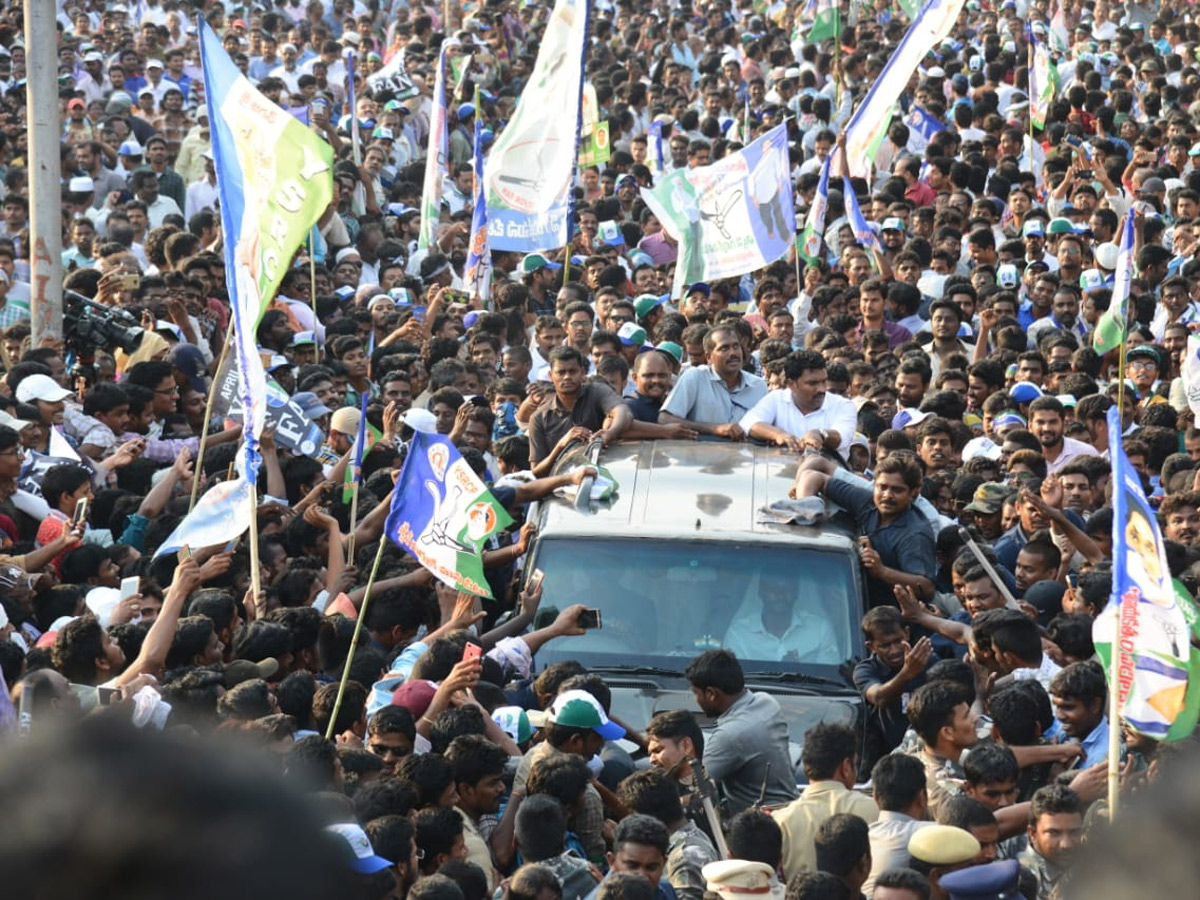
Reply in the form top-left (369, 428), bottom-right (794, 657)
top-left (905, 180), bottom-right (938, 208)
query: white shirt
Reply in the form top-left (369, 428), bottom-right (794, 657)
top-left (184, 177), bottom-right (218, 220)
top-left (739, 389), bottom-right (858, 457)
top-left (1046, 436), bottom-right (1101, 475)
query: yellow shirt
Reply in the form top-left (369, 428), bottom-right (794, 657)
top-left (776, 780), bottom-right (880, 881)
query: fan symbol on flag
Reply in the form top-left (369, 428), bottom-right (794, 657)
top-left (699, 188), bottom-right (744, 239)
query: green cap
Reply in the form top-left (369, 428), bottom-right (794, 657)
top-left (655, 341), bottom-right (684, 364)
top-left (519, 252), bottom-right (562, 274)
top-left (1047, 217), bottom-right (1076, 235)
top-left (634, 293), bottom-right (668, 318)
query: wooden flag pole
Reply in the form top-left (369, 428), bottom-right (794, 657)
top-left (325, 537), bottom-right (389, 739)
top-left (189, 321), bottom-right (234, 512)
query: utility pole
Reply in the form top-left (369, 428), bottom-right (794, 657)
top-left (25, 0), bottom-right (62, 344)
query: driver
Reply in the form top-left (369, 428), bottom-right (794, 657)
top-left (722, 576), bottom-right (838, 663)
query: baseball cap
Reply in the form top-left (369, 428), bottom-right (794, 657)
top-left (372, 126), bottom-right (394, 141)
top-left (1021, 220), bottom-right (1045, 237)
top-left (325, 823), bottom-right (394, 875)
top-left (962, 436), bottom-right (1003, 462)
top-left (330, 407), bottom-right (361, 435)
top-left (169, 344), bottom-right (208, 393)
top-left (996, 263), bottom-right (1019, 288)
top-left (146, 58), bottom-right (164, 69)
top-left (223, 658), bottom-right (280, 688)
top-left (634, 293), bottom-right (668, 318)
top-left (1047, 217), bottom-right (1076, 235)
top-left (391, 678), bottom-right (437, 718)
top-left (892, 408), bottom-right (932, 430)
top-left (881, 217), bottom-right (906, 232)
top-left (0, 410), bottom-right (34, 432)
top-left (520, 252), bottom-right (561, 274)
top-left (1126, 345), bottom-right (1160, 365)
top-left (492, 705), bottom-right (534, 744)
top-left (293, 391), bottom-right (333, 420)
top-left (457, 102), bottom-right (476, 119)
top-left (67, 98), bottom-right (85, 110)
top-left (1140, 177), bottom-right (1167, 194)
top-left (993, 411), bottom-right (1027, 429)
top-left (1009, 382), bottom-right (1044, 403)
top-left (402, 408), bottom-right (438, 434)
top-left (963, 482), bottom-right (1011, 515)
top-left (292, 330), bottom-right (317, 347)
top-left (1080, 269), bottom-right (1106, 292)
top-left (617, 322), bottom-right (647, 347)
top-left (597, 220), bottom-right (625, 246)
top-left (542, 689), bottom-right (625, 739)
top-left (687, 282), bottom-right (711, 298)
top-left (655, 341), bottom-right (684, 365)
top-left (15, 373), bottom-right (71, 404)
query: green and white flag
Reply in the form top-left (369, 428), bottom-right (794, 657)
top-left (808, 0), bottom-right (840, 42)
top-left (1092, 212), bottom-right (1133, 355)
top-left (1029, 30), bottom-right (1058, 130)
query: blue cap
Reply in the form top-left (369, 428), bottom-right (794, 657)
top-left (293, 391), bottom-right (333, 420)
top-left (334, 286), bottom-right (355, 301)
top-left (457, 102), bottom-right (475, 119)
top-left (1009, 382), bottom-right (1044, 403)
top-left (940, 859), bottom-right (1022, 900)
top-left (686, 282), bottom-right (711, 298)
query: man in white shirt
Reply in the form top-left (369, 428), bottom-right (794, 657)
top-left (129, 169), bottom-right (182, 228)
top-left (184, 152), bottom-right (218, 221)
top-left (741, 349), bottom-right (858, 458)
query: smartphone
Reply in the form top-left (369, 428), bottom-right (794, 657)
top-left (96, 686), bottom-right (121, 706)
top-left (1077, 169), bottom-right (1093, 180)
top-left (118, 272), bottom-right (140, 292)
top-left (119, 576), bottom-right (140, 601)
top-left (223, 538), bottom-right (239, 553)
top-left (527, 568), bottom-right (545, 593)
top-left (462, 642), bottom-right (483, 663)
top-left (181, 545), bottom-right (192, 560)
top-left (577, 608), bottom-right (602, 630)
top-left (412, 305), bottom-right (427, 323)
top-left (72, 497), bottom-right (89, 527)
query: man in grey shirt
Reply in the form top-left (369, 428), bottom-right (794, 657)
top-left (685, 649), bottom-right (798, 814)
top-left (660, 324), bottom-right (766, 439)
top-left (861, 753), bottom-right (932, 896)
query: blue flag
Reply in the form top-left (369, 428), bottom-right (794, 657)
top-left (385, 433), bottom-right (514, 598)
top-left (1094, 406), bottom-right (1199, 738)
top-left (649, 120), bottom-right (665, 176)
top-left (904, 105), bottom-right (945, 153)
top-left (464, 117), bottom-right (492, 305)
top-left (842, 176), bottom-right (883, 256)
top-left (199, 18), bottom-right (332, 494)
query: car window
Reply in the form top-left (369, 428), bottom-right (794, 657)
top-left (532, 537), bottom-right (861, 672)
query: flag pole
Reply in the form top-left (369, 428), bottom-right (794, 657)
top-left (1107, 332), bottom-right (1128, 821)
top-left (189, 321), bottom-right (234, 512)
top-left (247, 488), bottom-right (264, 618)
top-left (347, 464), bottom-right (361, 563)
top-left (309, 230), bottom-right (319, 324)
top-left (1027, 39), bottom-right (1034, 174)
top-left (325, 536), bottom-right (389, 739)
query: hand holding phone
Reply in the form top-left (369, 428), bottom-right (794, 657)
top-left (461, 642), bottom-right (483, 664)
top-left (526, 568), bottom-right (545, 594)
top-left (577, 608), bottom-right (602, 629)
top-left (72, 497), bottom-right (89, 528)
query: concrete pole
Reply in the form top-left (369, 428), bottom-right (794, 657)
top-left (24, 0), bottom-right (62, 344)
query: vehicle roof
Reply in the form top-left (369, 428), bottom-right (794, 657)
top-left (538, 439), bottom-right (858, 547)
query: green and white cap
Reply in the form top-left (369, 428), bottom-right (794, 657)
top-left (544, 689), bottom-right (625, 739)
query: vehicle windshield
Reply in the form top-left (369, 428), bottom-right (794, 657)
top-left (532, 537), bottom-right (862, 678)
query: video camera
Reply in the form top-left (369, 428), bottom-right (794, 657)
top-left (63, 290), bottom-right (145, 359)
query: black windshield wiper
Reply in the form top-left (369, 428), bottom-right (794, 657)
top-left (745, 670), bottom-right (852, 690)
top-left (587, 664), bottom-right (684, 678)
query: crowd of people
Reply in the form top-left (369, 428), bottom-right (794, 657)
top-left (1, 0), bottom-right (1200, 897)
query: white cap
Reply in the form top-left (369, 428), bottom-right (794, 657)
top-left (0, 410), bottom-right (34, 431)
top-left (15, 373), bottom-right (71, 404)
top-left (146, 58), bottom-right (164, 69)
top-left (68, 176), bottom-right (95, 193)
top-left (962, 436), bottom-right (1003, 462)
top-left (402, 408), bottom-right (438, 433)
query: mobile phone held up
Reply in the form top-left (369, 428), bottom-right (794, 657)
top-left (577, 608), bottom-right (602, 630)
top-left (462, 642), bottom-right (483, 664)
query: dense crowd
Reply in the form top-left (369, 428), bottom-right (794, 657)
top-left (1, 0), bottom-right (1200, 898)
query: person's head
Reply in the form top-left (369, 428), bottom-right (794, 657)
top-left (861, 606), bottom-right (910, 670)
top-left (515, 794), bottom-right (569, 862)
top-left (413, 807), bottom-right (467, 875)
top-left (645, 709), bottom-right (704, 774)
top-left (908, 681), bottom-right (977, 756)
top-left (52, 614), bottom-right (124, 685)
top-left (365, 815), bottom-right (420, 894)
top-left (398, 752), bottom-right (459, 810)
top-left (443, 734), bottom-right (508, 818)
top-left (937, 796), bottom-right (999, 864)
top-left (1049, 661), bottom-right (1106, 740)
top-left (801, 721), bottom-right (858, 787)
top-left (1027, 785), bottom-right (1084, 867)
top-left (617, 767), bottom-right (686, 831)
top-left (367, 706), bottom-right (416, 775)
top-left (508, 865), bottom-right (563, 900)
top-left (608, 814), bottom-right (669, 888)
top-left (814, 814), bottom-right (871, 893)
top-left (871, 752), bottom-right (927, 816)
top-left (873, 454), bottom-right (923, 520)
top-left (962, 740), bottom-right (1019, 812)
top-left (685, 650), bottom-right (744, 717)
top-left (870, 868), bottom-right (931, 900)
top-left (724, 809), bottom-right (783, 869)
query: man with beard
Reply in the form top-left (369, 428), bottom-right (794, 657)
top-left (1027, 397), bottom-right (1098, 474)
top-left (740, 349), bottom-right (857, 457)
top-left (1020, 786), bottom-right (1084, 900)
top-left (625, 351), bottom-right (698, 439)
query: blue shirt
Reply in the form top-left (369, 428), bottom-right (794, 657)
top-left (1078, 715), bottom-right (1110, 768)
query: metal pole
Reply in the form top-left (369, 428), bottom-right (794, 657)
top-left (25, 0), bottom-right (62, 344)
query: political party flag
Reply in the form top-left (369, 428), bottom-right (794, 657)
top-left (484, 0), bottom-right (589, 251)
top-left (640, 124), bottom-right (796, 299)
top-left (153, 476), bottom-right (257, 558)
top-left (1183, 334), bottom-right (1200, 419)
top-left (1092, 211), bottom-right (1133, 355)
top-left (464, 117), bottom-right (493, 306)
top-left (808, 0), bottom-right (840, 42)
top-left (1093, 406), bottom-right (1200, 739)
top-left (200, 19), bottom-right (333, 491)
top-left (649, 120), bottom-right (665, 176)
top-left (842, 176), bottom-right (884, 256)
top-left (905, 104), bottom-right (946, 154)
top-left (365, 51), bottom-right (421, 100)
top-left (418, 46), bottom-right (450, 253)
top-left (1028, 29), bottom-right (1058, 130)
top-left (843, 0), bottom-right (967, 178)
top-left (798, 154), bottom-right (831, 265)
top-left (1049, 5), bottom-right (1071, 53)
top-left (345, 49), bottom-right (360, 161)
top-left (384, 432), bottom-right (514, 598)
top-left (898, 0), bottom-right (921, 18)
top-left (342, 389), bottom-right (375, 503)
